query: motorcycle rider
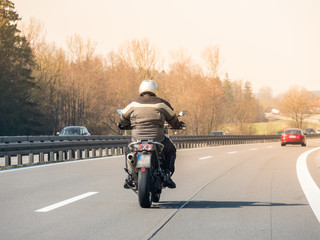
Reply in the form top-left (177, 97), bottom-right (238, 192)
top-left (118, 80), bottom-right (184, 189)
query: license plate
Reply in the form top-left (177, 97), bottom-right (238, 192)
top-left (289, 135), bottom-right (296, 138)
top-left (137, 154), bottom-right (151, 168)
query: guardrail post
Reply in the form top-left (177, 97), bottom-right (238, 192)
top-left (111, 147), bottom-right (115, 155)
top-left (84, 149), bottom-right (89, 158)
top-left (29, 153), bottom-right (34, 164)
top-left (17, 154), bottom-right (22, 165)
top-left (76, 149), bottom-right (81, 159)
top-left (49, 152), bottom-right (54, 162)
top-left (99, 148), bottom-right (102, 156)
top-left (39, 152), bottom-right (44, 163)
top-left (92, 149), bottom-right (96, 157)
top-left (5, 155), bottom-right (11, 167)
top-left (58, 151), bottom-right (63, 161)
top-left (67, 150), bottom-right (72, 160)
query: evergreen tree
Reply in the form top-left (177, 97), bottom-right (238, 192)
top-left (0, 0), bottom-right (40, 135)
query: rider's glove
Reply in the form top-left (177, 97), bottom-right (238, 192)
top-left (118, 123), bottom-right (131, 130)
top-left (179, 121), bottom-right (186, 129)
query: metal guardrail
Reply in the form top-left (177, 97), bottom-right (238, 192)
top-left (1, 134), bottom-right (319, 168)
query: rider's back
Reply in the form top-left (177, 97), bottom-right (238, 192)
top-left (120, 93), bottom-right (180, 142)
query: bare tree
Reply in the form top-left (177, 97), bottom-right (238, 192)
top-left (201, 45), bottom-right (220, 78)
top-left (67, 34), bottom-right (97, 63)
top-left (280, 86), bottom-right (315, 128)
top-left (119, 38), bottom-right (161, 79)
top-left (201, 45), bottom-right (223, 133)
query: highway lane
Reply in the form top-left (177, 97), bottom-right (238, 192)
top-left (1, 140), bottom-right (320, 240)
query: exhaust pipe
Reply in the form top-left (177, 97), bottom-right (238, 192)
top-left (127, 153), bottom-right (136, 164)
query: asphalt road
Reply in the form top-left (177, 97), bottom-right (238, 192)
top-left (1, 140), bottom-right (320, 240)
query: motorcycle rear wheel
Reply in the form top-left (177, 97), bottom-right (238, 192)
top-left (138, 169), bottom-right (152, 208)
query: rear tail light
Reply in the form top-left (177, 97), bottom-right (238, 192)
top-left (138, 143), bottom-right (153, 151)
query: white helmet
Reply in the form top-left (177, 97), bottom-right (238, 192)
top-left (139, 80), bottom-right (159, 95)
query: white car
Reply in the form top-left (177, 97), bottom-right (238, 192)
top-left (58, 126), bottom-right (91, 136)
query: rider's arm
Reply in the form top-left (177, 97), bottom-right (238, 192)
top-left (119, 101), bottom-right (134, 127)
top-left (119, 114), bottom-right (130, 127)
top-left (161, 100), bottom-right (181, 129)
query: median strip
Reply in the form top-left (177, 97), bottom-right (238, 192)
top-left (35, 192), bottom-right (98, 213)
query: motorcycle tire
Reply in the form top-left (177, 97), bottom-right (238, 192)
top-left (138, 169), bottom-right (152, 208)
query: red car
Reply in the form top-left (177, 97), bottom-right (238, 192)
top-left (281, 128), bottom-right (306, 147)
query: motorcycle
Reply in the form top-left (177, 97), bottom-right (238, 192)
top-left (117, 109), bottom-right (186, 208)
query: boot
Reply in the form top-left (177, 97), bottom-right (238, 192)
top-left (123, 175), bottom-right (135, 189)
top-left (164, 170), bottom-right (176, 189)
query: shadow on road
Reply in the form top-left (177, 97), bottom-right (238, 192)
top-left (153, 201), bottom-right (306, 209)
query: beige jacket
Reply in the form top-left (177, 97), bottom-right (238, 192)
top-left (119, 94), bottom-right (180, 142)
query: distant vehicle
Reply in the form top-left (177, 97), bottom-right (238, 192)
top-left (317, 129), bottom-right (320, 134)
top-left (281, 128), bottom-right (306, 147)
top-left (210, 131), bottom-right (226, 136)
top-left (58, 126), bottom-right (91, 136)
top-left (271, 109), bottom-right (280, 115)
top-left (304, 127), bottom-right (315, 135)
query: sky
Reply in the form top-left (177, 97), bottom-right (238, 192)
top-left (13, 0), bottom-right (320, 96)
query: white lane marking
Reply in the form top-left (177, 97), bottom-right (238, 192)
top-left (0, 156), bottom-right (123, 173)
top-left (35, 192), bottom-right (98, 213)
top-left (199, 156), bottom-right (213, 160)
top-left (296, 147), bottom-right (320, 223)
top-left (227, 151), bottom-right (237, 154)
top-left (267, 146), bottom-right (273, 148)
top-left (250, 148), bottom-right (258, 151)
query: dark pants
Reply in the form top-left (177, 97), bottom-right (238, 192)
top-left (161, 137), bottom-right (177, 174)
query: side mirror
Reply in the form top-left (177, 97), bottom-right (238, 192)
top-left (178, 110), bottom-right (187, 117)
top-left (117, 109), bottom-right (122, 115)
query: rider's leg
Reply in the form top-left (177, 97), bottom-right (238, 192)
top-left (161, 137), bottom-right (177, 174)
top-left (161, 137), bottom-right (177, 188)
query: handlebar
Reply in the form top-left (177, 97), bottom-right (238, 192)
top-left (118, 122), bottom-right (186, 131)
top-left (164, 121), bottom-right (186, 130)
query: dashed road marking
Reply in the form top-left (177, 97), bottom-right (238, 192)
top-left (199, 156), bottom-right (213, 160)
top-left (227, 151), bottom-right (237, 154)
top-left (35, 192), bottom-right (98, 213)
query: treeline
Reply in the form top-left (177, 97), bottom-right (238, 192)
top-left (0, 1), bottom-right (265, 136)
